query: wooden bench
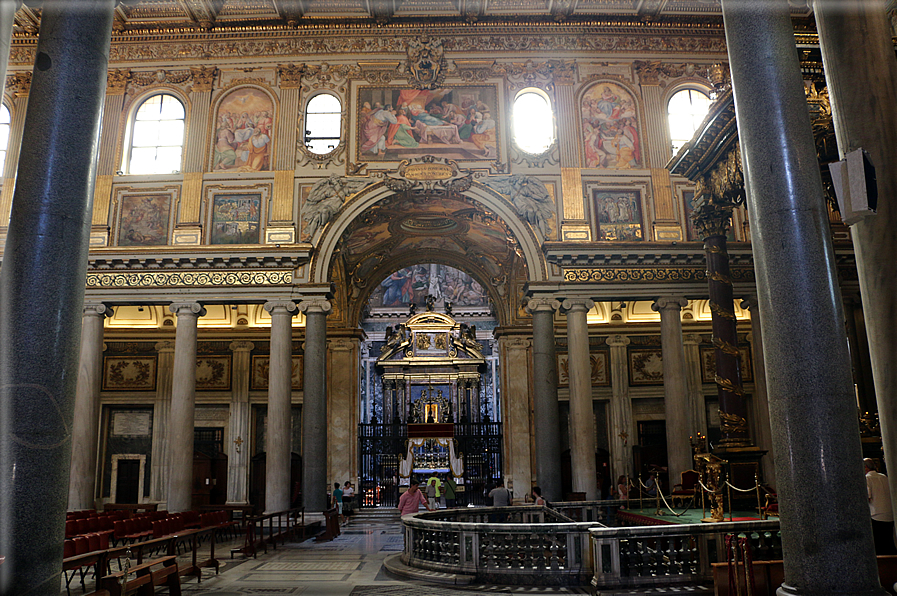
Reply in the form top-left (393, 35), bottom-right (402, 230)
top-left (232, 507), bottom-right (307, 558)
top-left (314, 508), bottom-right (341, 543)
top-left (94, 555), bottom-right (180, 596)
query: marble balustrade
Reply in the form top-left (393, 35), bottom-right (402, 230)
top-left (590, 519), bottom-right (781, 588)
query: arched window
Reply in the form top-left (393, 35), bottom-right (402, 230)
top-left (304, 93), bottom-right (342, 155)
top-left (0, 104), bottom-right (10, 171)
top-left (512, 89), bottom-right (554, 155)
top-left (126, 93), bottom-right (185, 175)
top-left (667, 88), bottom-right (711, 154)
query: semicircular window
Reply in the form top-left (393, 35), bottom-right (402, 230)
top-left (513, 90), bottom-right (554, 155)
top-left (304, 93), bottom-right (342, 155)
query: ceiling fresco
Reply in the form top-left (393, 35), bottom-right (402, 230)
top-left (335, 189), bottom-right (525, 320)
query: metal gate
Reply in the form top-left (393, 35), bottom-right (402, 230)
top-left (358, 422), bottom-right (503, 508)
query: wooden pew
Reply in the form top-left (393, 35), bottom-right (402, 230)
top-left (94, 555), bottom-right (180, 596)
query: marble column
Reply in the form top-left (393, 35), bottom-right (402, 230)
top-left (815, 0), bottom-right (897, 527)
top-left (227, 340), bottom-right (254, 504)
top-left (561, 299), bottom-right (598, 500)
top-left (264, 301), bottom-right (297, 513)
top-left (298, 299), bottom-right (331, 512)
top-left (68, 303), bottom-right (112, 511)
top-left (151, 341), bottom-right (175, 503)
top-left (527, 298), bottom-right (562, 502)
top-left (682, 334), bottom-right (707, 439)
top-left (0, 2), bottom-right (114, 593)
top-left (741, 297), bottom-right (776, 487)
top-left (721, 0), bottom-right (882, 592)
top-left (167, 302), bottom-right (206, 512)
top-left (606, 335), bottom-right (633, 485)
top-left (652, 297), bottom-right (692, 488)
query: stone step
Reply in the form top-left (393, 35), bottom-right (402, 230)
top-left (596, 584), bottom-right (714, 596)
top-left (382, 553), bottom-right (475, 585)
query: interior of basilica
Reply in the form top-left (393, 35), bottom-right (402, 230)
top-left (0, 0), bottom-right (896, 593)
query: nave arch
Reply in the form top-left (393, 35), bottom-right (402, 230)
top-left (310, 178), bottom-right (551, 328)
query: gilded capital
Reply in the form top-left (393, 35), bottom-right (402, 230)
top-left (189, 66), bottom-right (217, 93)
top-left (633, 60), bottom-right (662, 86)
top-left (525, 297), bottom-right (561, 314)
top-left (107, 69), bottom-right (130, 95)
top-left (12, 71), bottom-right (31, 97)
top-left (277, 63), bottom-right (306, 89)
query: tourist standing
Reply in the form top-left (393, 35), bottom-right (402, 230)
top-left (489, 478), bottom-right (512, 506)
top-left (443, 474), bottom-right (457, 508)
top-left (531, 486), bottom-right (546, 506)
top-left (331, 482), bottom-right (345, 525)
top-left (616, 475), bottom-right (629, 501)
top-left (343, 481), bottom-right (355, 516)
top-left (864, 458), bottom-right (897, 555)
top-left (398, 479), bottom-right (432, 516)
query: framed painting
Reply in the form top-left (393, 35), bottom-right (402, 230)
top-left (558, 351), bottom-right (610, 387)
top-left (103, 356), bottom-right (157, 391)
top-left (356, 86), bottom-right (499, 161)
top-left (211, 86), bottom-right (275, 172)
top-left (250, 355), bottom-right (303, 391)
top-left (629, 349), bottom-right (664, 385)
top-left (209, 192), bottom-right (262, 245)
top-left (116, 193), bottom-right (172, 247)
top-left (581, 82), bottom-right (642, 169)
top-left (593, 189), bottom-right (644, 241)
top-left (196, 356), bottom-right (232, 391)
top-left (700, 346), bottom-right (753, 383)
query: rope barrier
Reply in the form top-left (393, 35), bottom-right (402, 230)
top-left (725, 481), bottom-right (761, 493)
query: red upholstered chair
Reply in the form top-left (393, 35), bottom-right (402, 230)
top-left (760, 486), bottom-right (779, 519)
top-left (671, 469), bottom-right (699, 507)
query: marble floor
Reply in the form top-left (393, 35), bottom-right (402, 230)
top-left (169, 511), bottom-right (590, 596)
top-left (63, 510), bottom-right (593, 596)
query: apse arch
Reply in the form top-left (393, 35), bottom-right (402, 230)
top-left (311, 179), bottom-right (548, 287)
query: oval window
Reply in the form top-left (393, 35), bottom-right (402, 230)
top-left (513, 90), bottom-right (554, 155)
top-left (667, 88), bottom-right (712, 154)
top-left (305, 93), bottom-right (342, 155)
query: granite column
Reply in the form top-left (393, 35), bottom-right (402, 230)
top-left (264, 301), bottom-right (297, 513)
top-left (721, 0), bottom-right (882, 591)
top-left (815, 0), bottom-right (897, 527)
top-left (561, 299), bottom-right (597, 500)
top-left (742, 297), bottom-right (776, 486)
top-left (68, 303), bottom-right (112, 511)
top-left (0, 2), bottom-right (114, 593)
top-left (167, 302), bottom-right (206, 512)
top-left (299, 299), bottom-right (331, 512)
top-left (652, 296), bottom-right (692, 489)
top-left (527, 298), bottom-right (562, 502)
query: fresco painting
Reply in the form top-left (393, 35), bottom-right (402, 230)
top-left (118, 194), bottom-right (171, 247)
top-left (210, 193), bottom-right (261, 245)
top-left (594, 190), bottom-right (643, 241)
top-left (213, 87), bottom-right (274, 172)
top-left (581, 82), bottom-right (642, 169)
top-left (357, 86), bottom-right (498, 161)
top-left (369, 264), bottom-right (489, 309)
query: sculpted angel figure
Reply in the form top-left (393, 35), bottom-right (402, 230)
top-left (482, 175), bottom-right (554, 238)
top-left (302, 174), bottom-right (371, 239)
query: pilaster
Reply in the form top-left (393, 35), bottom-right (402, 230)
top-left (227, 340), bottom-right (254, 504)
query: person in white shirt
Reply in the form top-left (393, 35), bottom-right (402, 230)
top-left (864, 458), bottom-right (897, 555)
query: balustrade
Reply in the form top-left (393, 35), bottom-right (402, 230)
top-left (590, 519), bottom-right (781, 588)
